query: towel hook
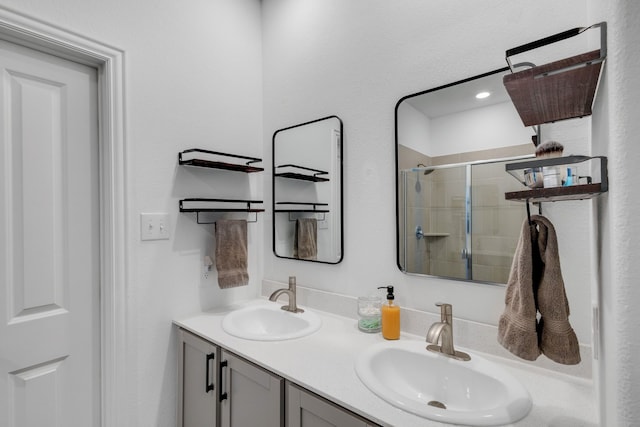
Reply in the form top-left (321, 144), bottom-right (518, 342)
top-left (526, 200), bottom-right (542, 225)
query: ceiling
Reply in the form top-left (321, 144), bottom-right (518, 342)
top-left (405, 70), bottom-right (512, 119)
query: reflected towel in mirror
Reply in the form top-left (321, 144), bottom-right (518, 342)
top-left (294, 218), bottom-right (317, 260)
top-left (214, 219), bottom-right (249, 288)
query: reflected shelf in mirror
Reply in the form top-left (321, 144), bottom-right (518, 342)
top-left (275, 164), bottom-right (330, 182)
top-left (275, 202), bottom-right (329, 213)
top-left (272, 115), bottom-right (343, 264)
top-left (415, 226), bottom-right (450, 239)
top-left (275, 202), bottom-right (329, 222)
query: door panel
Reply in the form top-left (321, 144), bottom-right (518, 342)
top-left (220, 350), bottom-right (283, 427)
top-left (8, 70), bottom-right (68, 322)
top-left (286, 383), bottom-right (371, 427)
top-left (0, 39), bottom-right (99, 427)
top-left (9, 356), bottom-right (68, 427)
top-left (178, 329), bottom-right (218, 427)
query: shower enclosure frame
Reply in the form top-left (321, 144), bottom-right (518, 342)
top-left (398, 155), bottom-right (531, 283)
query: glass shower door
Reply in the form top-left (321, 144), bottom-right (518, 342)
top-left (470, 160), bottom-right (526, 283)
top-left (400, 164), bottom-right (470, 280)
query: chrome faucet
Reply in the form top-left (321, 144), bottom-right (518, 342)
top-left (426, 303), bottom-right (470, 361)
top-left (269, 276), bottom-right (304, 313)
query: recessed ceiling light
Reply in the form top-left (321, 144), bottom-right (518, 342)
top-left (476, 91), bottom-right (491, 99)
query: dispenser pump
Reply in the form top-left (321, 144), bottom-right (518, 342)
top-left (377, 285), bottom-right (400, 340)
top-left (378, 285), bottom-right (395, 301)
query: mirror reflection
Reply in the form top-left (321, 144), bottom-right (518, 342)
top-left (396, 69), bottom-right (537, 284)
top-left (273, 116), bottom-right (343, 264)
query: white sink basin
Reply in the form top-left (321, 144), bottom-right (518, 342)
top-left (222, 302), bottom-right (321, 341)
top-left (355, 340), bottom-right (532, 426)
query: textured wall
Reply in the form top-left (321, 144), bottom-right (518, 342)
top-left (590, 1), bottom-right (640, 425)
top-left (262, 0), bottom-right (591, 335)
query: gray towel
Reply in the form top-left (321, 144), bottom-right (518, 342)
top-left (214, 219), bottom-right (249, 289)
top-left (498, 215), bottom-right (580, 365)
top-left (294, 218), bottom-right (317, 260)
top-left (497, 216), bottom-right (541, 361)
top-left (534, 215), bottom-right (580, 365)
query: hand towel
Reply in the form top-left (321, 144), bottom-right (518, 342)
top-left (497, 217), bottom-right (541, 361)
top-left (533, 215), bottom-right (581, 365)
top-left (498, 215), bottom-right (580, 365)
top-left (293, 218), bottom-right (317, 260)
top-left (214, 219), bottom-right (249, 289)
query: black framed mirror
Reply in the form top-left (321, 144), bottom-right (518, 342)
top-left (273, 116), bottom-right (343, 264)
top-left (395, 69), bottom-right (537, 284)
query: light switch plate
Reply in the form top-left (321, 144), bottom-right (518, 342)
top-left (140, 213), bottom-right (171, 241)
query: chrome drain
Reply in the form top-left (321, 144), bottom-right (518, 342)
top-left (427, 400), bottom-right (447, 409)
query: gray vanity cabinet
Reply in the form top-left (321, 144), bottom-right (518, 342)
top-left (219, 349), bottom-right (284, 427)
top-left (285, 383), bottom-right (379, 427)
top-left (177, 330), bottom-right (283, 427)
top-left (177, 329), bottom-right (219, 427)
top-left (178, 328), bottom-right (378, 427)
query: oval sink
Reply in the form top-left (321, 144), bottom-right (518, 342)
top-left (355, 340), bottom-right (532, 426)
top-left (222, 302), bottom-right (321, 341)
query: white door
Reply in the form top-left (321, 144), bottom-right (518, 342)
top-left (0, 39), bottom-right (100, 427)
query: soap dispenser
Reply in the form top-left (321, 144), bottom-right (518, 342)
top-left (377, 285), bottom-right (400, 340)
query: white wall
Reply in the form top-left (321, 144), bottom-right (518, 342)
top-left (397, 101), bottom-right (431, 155)
top-left (429, 101), bottom-right (534, 156)
top-left (0, 1), bottom-right (263, 426)
top-left (589, 1), bottom-right (640, 426)
top-left (262, 1), bottom-right (640, 425)
top-left (262, 0), bottom-right (589, 325)
top-left (4, 0), bottom-right (639, 425)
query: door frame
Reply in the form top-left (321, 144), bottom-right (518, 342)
top-left (0, 7), bottom-right (127, 427)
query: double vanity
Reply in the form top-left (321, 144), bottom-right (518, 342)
top-left (173, 22), bottom-right (606, 427)
top-left (175, 286), bottom-right (595, 427)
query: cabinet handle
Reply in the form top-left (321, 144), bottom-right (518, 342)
top-left (205, 352), bottom-right (215, 393)
top-left (219, 360), bottom-right (228, 402)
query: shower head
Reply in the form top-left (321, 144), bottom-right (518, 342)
top-left (417, 163), bottom-right (434, 175)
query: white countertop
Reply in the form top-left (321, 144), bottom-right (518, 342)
top-left (174, 299), bottom-right (596, 427)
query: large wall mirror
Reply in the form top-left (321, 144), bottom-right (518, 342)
top-left (273, 116), bottom-right (343, 264)
top-left (395, 69), bottom-right (538, 284)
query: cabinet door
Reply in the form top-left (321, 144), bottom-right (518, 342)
top-left (220, 350), bottom-right (283, 427)
top-left (178, 329), bottom-right (219, 427)
top-left (286, 383), bottom-right (377, 427)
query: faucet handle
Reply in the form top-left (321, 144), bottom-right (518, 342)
top-left (435, 302), bottom-right (452, 323)
top-left (288, 276), bottom-right (296, 289)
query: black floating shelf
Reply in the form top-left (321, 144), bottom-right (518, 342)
top-left (275, 202), bottom-right (329, 213)
top-left (504, 155), bottom-right (608, 203)
top-left (504, 22), bottom-right (606, 127)
top-left (180, 198), bottom-right (264, 224)
top-left (505, 183), bottom-right (604, 203)
top-left (275, 164), bottom-right (329, 182)
top-left (180, 198), bottom-right (264, 213)
top-left (179, 149), bottom-right (263, 173)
